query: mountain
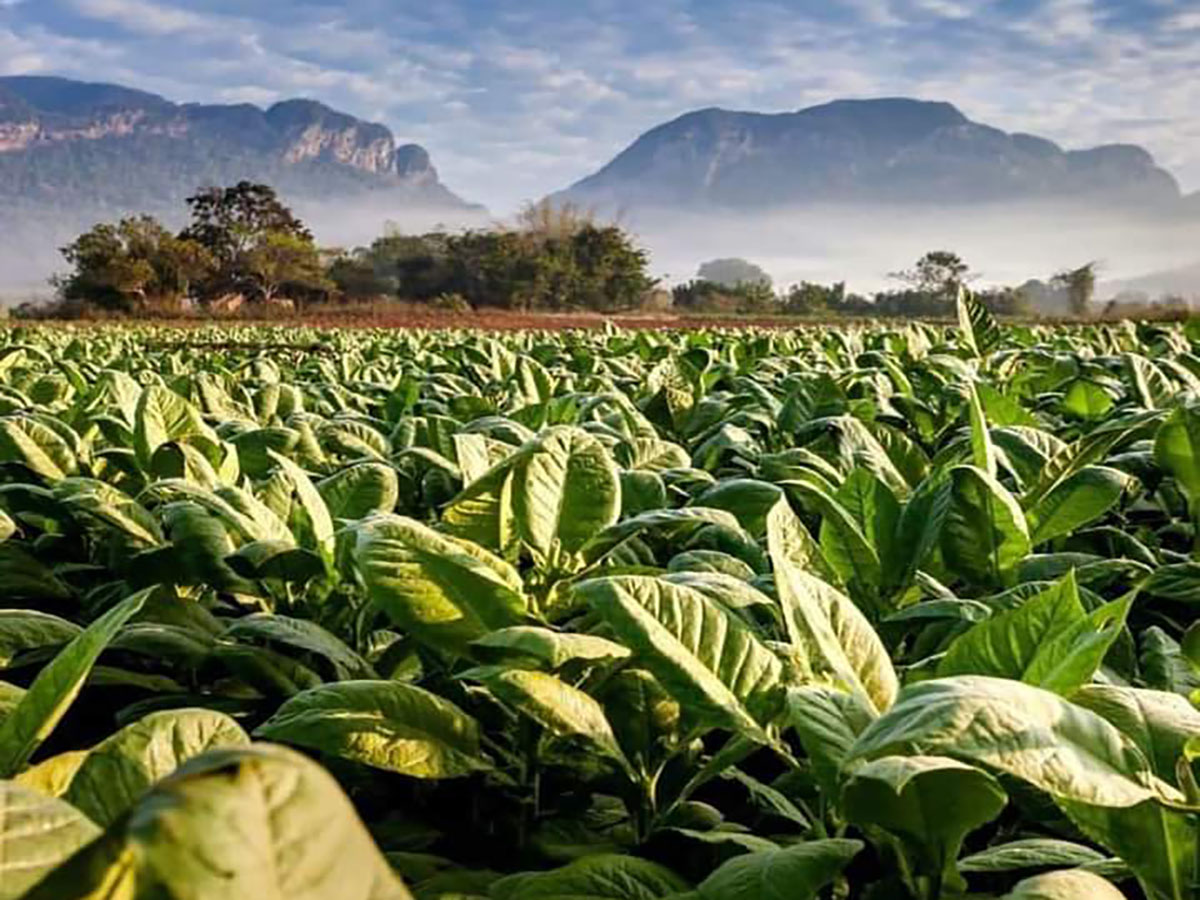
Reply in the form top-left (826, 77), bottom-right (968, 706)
top-left (558, 98), bottom-right (1182, 212)
top-left (1100, 261), bottom-right (1200, 303)
top-left (0, 76), bottom-right (481, 291)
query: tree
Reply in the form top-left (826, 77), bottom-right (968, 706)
top-left (181, 182), bottom-right (311, 264)
top-left (363, 232), bottom-right (456, 300)
top-left (696, 258), bottom-right (772, 289)
top-left (1051, 263), bottom-right (1098, 317)
top-left (977, 286), bottom-right (1032, 317)
top-left (327, 252), bottom-right (391, 301)
top-left (516, 198), bottom-right (596, 240)
top-left (181, 182), bottom-right (315, 301)
top-left (566, 224), bottom-right (654, 311)
top-left (784, 281), bottom-right (846, 315)
top-left (672, 279), bottom-right (778, 314)
top-left (57, 216), bottom-right (214, 311)
top-left (177, 181), bottom-right (331, 304)
top-left (890, 251), bottom-right (974, 298)
top-left (242, 231), bottom-right (331, 304)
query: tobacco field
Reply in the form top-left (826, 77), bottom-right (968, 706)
top-left (4, 299), bottom-right (1200, 899)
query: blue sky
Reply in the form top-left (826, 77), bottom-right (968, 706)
top-left (2, 0), bottom-right (1199, 212)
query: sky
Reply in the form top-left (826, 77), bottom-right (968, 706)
top-left (2, 0), bottom-right (1200, 214)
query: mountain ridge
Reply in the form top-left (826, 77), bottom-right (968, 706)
top-left (0, 75), bottom-right (483, 290)
top-left (0, 75), bottom-right (469, 201)
top-left (558, 97), bottom-right (1182, 212)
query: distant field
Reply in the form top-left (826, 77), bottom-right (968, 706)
top-left (5, 307), bottom-right (863, 331)
top-left (12, 305), bottom-right (1182, 331)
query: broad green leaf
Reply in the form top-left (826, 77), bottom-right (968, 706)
top-left (1127, 353), bottom-right (1175, 410)
top-left (693, 839), bottom-right (863, 900)
top-left (0, 681), bottom-right (25, 722)
top-left (63, 708), bottom-right (250, 826)
top-left (575, 575), bottom-right (781, 743)
top-left (694, 479), bottom-right (784, 539)
top-left (465, 667), bottom-right (628, 768)
top-left (937, 573), bottom-right (1131, 695)
top-left (849, 676), bottom-right (1174, 808)
top-left (133, 384), bottom-right (217, 470)
top-left (471, 626), bottom-right (631, 669)
top-left (1028, 466), bottom-right (1130, 546)
top-left (230, 427), bottom-right (301, 477)
top-left (1002, 869), bottom-right (1124, 899)
top-left (768, 500), bottom-right (897, 714)
top-left (890, 472), bottom-right (952, 591)
top-left (0, 589), bottom-right (150, 777)
top-left (54, 478), bottom-right (163, 547)
top-left (151, 500), bottom-right (253, 592)
top-left (0, 781), bottom-right (100, 900)
top-left (1156, 407), bottom-right (1200, 502)
top-left (318, 462), bottom-right (399, 520)
top-left (967, 382), bottom-right (999, 478)
top-left (1063, 379), bottom-right (1115, 420)
top-left (225, 614), bottom-right (376, 680)
top-left (842, 755), bottom-right (1006, 895)
top-left (835, 467), bottom-right (901, 563)
top-left (790, 481), bottom-right (882, 595)
top-left (511, 426), bottom-right (621, 566)
top-left (226, 540), bottom-right (325, 583)
top-left (598, 668), bottom-right (680, 774)
top-left (958, 287), bottom-right (1001, 358)
top-left (453, 431), bottom-right (494, 483)
top-left (1143, 564), bottom-right (1200, 605)
top-left (667, 550), bottom-right (755, 580)
top-left (720, 767), bottom-right (810, 827)
top-left (582, 507), bottom-right (744, 567)
top-left (1060, 685), bottom-right (1200, 900)
top-left (942, 464), bottom-right (1031, 586)
top-left (619, 437), bottom-right (690, 472)
top-left (1024, 411), bottom-right (1159, 512)
top-left (490, 853), bottom-right (689, 900)
top-left (441, 445), bottom-right (523, 554)
top-left (268, 451), bottom-right (335, 564)
top-left (255, 680), bottom-right (488, 778)
top-left (978, 383), bottom-right (1039, 428)
top-left (0, 416), bottom-right (76, 481)
top-left (0, 610), bottom-right (81, 666)
top-left (806, 416), bottom-right (909, 495)
top-left (958, 839), bottom-right (1107, 873)
top-left (786, 685), bottom-right (875, 797)
top-left (320, 420), bottom-right (389, 461)
top-left (22, 743), bottom-right (414, 900)
top-left (351, 514), bottom-right (526, 655)
top-left (145, 479), bottom-right (293, 545)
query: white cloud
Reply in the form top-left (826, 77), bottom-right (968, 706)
top-left (911, 0), bottom-right (972, 20)
top-left (69, 0), bottom-right (225, 37)
top-left (3, 0), bottom-right (1200, 212)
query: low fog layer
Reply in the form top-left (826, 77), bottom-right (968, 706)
top-left (623, 202), bottom-right (1200, 299)
top-left (5, 199), bottom-right (1200, 305)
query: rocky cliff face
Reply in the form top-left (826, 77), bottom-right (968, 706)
top-left (0, 78), bottom-right (453, 188)
top-left (558, 98), bottom-right (1182, 212)
top-left (0, 76), bottom-right (481, 290)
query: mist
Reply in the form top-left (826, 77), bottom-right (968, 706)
top-left (6, 197), bottom-right (1200, 307)
top-left (293, 197), bottom-right (490, 252)
top-left (619, 202), bottom-right (1200, 299)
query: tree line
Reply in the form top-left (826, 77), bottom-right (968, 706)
top-left (45, 180), bottom-right (1102, 319)
top-left (49, 184), bottom-right (652, 315)
top-left (674, 251), bottom-right (1101, 319)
